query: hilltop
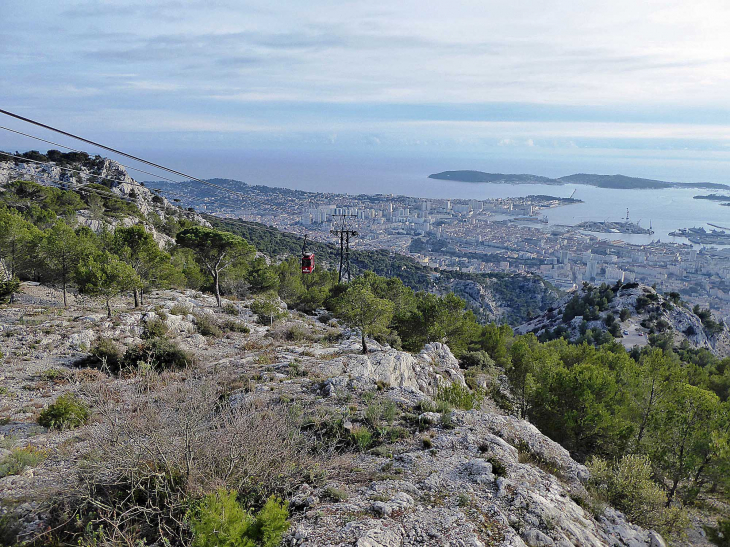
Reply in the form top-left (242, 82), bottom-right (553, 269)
top-left (0, 283), bottom-right (671, 547)
top-left (429, 170), bottom-right (730, 190)
top-left (0, 150), bottom-right (208, 241)
top-left (2, 150), bottom-right (730, 546)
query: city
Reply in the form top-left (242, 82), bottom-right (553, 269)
top-left (152, 178), bottom-right (730, 324)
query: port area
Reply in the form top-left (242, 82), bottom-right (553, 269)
top-left (669, 226), bottom-right (730, 244)
top-left (575, 220), bottom-right (654, 235)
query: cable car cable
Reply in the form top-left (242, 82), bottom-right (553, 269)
top-left (0, 127), bottom-right (280, 212)
top-left (0, 125), bottom-right (197, 187)
top-left (0, 108), bottom-right (275, 205)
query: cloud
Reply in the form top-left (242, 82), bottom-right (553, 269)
top-left (3, 0), bottom-right (730, 182)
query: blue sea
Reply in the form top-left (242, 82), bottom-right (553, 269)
top-left (154, 148), bottom-right (730, 246)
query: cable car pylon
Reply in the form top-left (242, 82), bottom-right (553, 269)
top-left (330, 213), bottom-right (358, 283)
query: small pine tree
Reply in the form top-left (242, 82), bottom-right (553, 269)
top-left (190, 490), bottom-right (289, 547)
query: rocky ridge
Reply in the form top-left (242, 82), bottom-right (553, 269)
top-left (0, 156), bottom-right (208, 244)
top-left (516, 283), bottom-right (730, 356)
top-left (0, 283), bottom-right (678, 546)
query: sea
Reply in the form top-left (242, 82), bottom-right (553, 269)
top-left (163, 149), bottom-right (730, 247)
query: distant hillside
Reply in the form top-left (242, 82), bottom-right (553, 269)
top-left (428, 171), bottom-right (560, 184)
top-left (557, 173), bottom-right (673, 189)
top-left (429, 170), bottom-right (730, 190)
top-left (516, 282), bottom-right (730, 356)
top-left (206, 216), bottom-right (560, 324)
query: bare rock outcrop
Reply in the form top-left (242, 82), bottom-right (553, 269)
top-left (319, 342), bottom-right (465, 396)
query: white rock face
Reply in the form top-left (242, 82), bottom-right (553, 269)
top-left (291, 407), bottom-right (665, 547)
top-left (0, 158), bottom-right (209, 245)
top-left (66, 329), bottom-right (96, 351)
top-left (319, 342), bottom-right (465, 396)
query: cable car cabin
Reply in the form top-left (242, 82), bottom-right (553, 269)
top-left (301, 252), bottom-right (315, 274)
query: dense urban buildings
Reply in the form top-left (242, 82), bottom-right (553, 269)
top-left (155, 180), bottom-right (730, 324)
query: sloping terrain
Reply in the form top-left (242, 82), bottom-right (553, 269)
top-left (0, 154), bottom-right (559, 326)
top-left (0, 283), bottom-right (669, 546)
top-left (516, 282), bottom-right (730, 356)
top-left (0, 153), bottom-right (207, 242)
top-left (209, 217), bottom-right (560, 325)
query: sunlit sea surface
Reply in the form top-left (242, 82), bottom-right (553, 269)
top-left (176, 150), bottom-right (730, 247)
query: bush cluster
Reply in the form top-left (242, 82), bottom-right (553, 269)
top-left (37, 393), bottom-right (90, 430)
top-left (190, 490), bottom-right (289, 547)
top-left (122, 337), bottom-right (194, 371)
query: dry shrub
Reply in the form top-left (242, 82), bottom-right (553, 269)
top-left (268, 322), bottom-right (320, 343)
top-left (40, 378), bottom-right (316, 546)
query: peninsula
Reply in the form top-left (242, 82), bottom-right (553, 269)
top-left (429, 170), bottom-right (730, 190)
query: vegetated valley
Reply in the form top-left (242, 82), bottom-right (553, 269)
top-left (1, 152), bottom-right (730, 546)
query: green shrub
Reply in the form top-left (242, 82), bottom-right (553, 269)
top-left (440, 408), bottom-right (454, 429)
top-left (586, 455), bottom-right (667, 529)
top-left (365, 399), bottom-right (397, 428)
top-left (0, 277), bottom-right (20, 304)
top-left (223, 302), bottom-right (239, 315)
top-left (0, 445), bottom-right (48, 477)
top-left (170, 303), bottom-right (192, 316)
top-left (190, 489), bottom-right (289, 547)
top-left (143, 317), bottom-right (169, 339)
top-left (459, 350), bottom-right (494, 370)
top-left (122, 337), bottom-right (194, 371)
top-left (222, 319), bottom-right (250, 333)
top-left (288, 360), bottom-right (306, 377)
top-left (89, 337), bottom-right (123, 371)
top-left (251, 294), bottom-right (286, 325)
top-left (350, 425), bottom-right (373, 451)
top-left (195, 314), bottom-right (223, 337)
top-left (705, 518), bottom-right (730, 546)
top-left (39, 367), bottom-right (67, 381)
top-left (486, 457), bottom-right (507, 478)
top-left (324, 486), bottom-right (348, 501)
top-left (0, 513), bottom-right (22, 547)
top-left (76, 337), bottom-right (124, 373)
top-left (38, 393), bottom-right (90, 430)
top-left (436, 382), bottom-right (483, 410)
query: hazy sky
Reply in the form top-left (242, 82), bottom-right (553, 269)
top-left (3, 0), bottom-right (730, 185)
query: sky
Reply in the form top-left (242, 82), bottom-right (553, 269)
top-left (3, 0), bottom-right (730, 186)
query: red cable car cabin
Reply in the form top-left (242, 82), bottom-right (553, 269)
top-left (301, 252), bottom-right (315, 273)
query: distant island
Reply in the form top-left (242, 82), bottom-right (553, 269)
top-left (694, 193), bottom-right (730, 201)
top-left (427, 170), bottom-right (561, 185)
top-left (429, 170), bottom-right (730, 190)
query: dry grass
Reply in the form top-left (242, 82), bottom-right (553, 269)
top-left (34, 375), bottom-right (320, 546)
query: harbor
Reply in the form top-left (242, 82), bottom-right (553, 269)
top-left (668, 226), bottom-right (730, 245)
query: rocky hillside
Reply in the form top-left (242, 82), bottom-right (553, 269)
top-left (0, 283), bottom-right (674, 546)
top-left (516, 282), bottom-right (730, 356)
top-left (442, 274), bottom-right (560, 325)
top-left (207, 217), bottom-right (560, 326)
top-left (0, 152), bottom-right (207, 244)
